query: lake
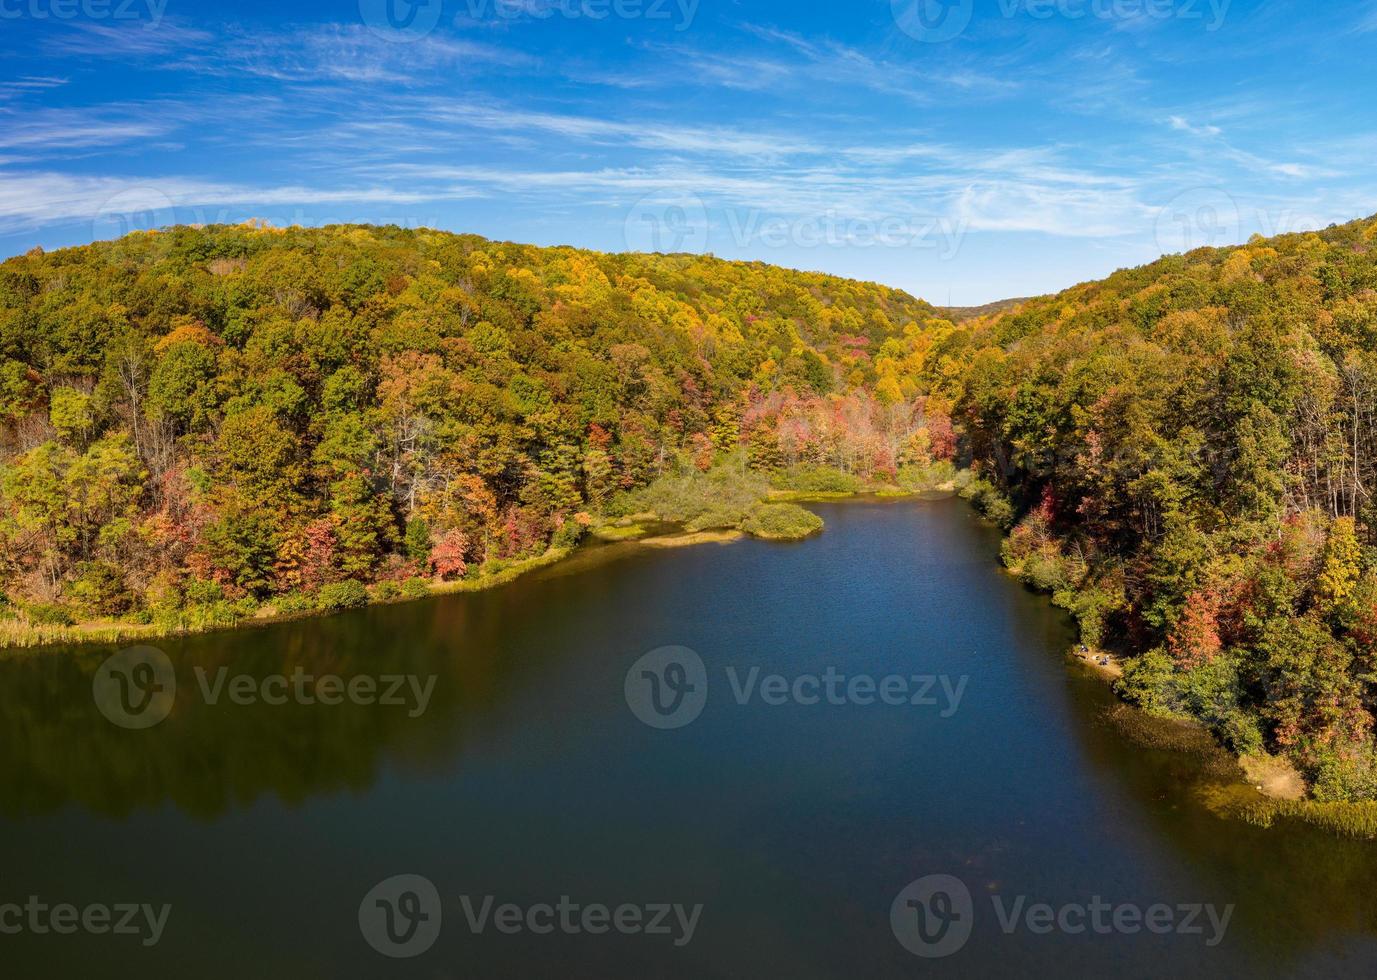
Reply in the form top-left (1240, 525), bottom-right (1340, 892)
top-left (1, 497), bottom-right (1375, 977)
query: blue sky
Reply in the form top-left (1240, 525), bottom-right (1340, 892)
top-left (1, 0), bottom-right (1375, 304)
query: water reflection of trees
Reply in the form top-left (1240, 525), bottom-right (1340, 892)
top-left (0, 591), bottom-right (527, 819)
top-left (1069, 670), bottom-right (1377, 961)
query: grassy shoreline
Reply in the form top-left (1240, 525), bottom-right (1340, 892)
top-left (0, 464), bottom-right (936, 652)
top-left (996, 522), bottom-right (1377, 840)
top-left (7, 482), bottom-right (1372, 838)
top-left (0, 547), bottom-right (576, 653)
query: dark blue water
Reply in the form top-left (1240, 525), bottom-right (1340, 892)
top-left (0, 497), bottom-right (1374, 978)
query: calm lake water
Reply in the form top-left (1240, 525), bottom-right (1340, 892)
top-left (2, 497), bottom-right (1376, 978)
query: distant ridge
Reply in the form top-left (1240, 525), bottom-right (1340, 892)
top-left (938, 297), bottom-right (1035, 322)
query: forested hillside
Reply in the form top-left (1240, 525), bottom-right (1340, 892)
top-left (0, 224), bottom-right (954, 631)
top-left (4, 216), bottom-right (1376, 802)
top-left (935, 216), bottom-right (1377, 801)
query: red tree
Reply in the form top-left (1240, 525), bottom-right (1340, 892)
top-left (1169, 589), bottom-right (1223, 668)
top-left (428, 529), bottom-right (469, 580)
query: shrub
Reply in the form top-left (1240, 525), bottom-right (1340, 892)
top-left (477, 558), bottom-right (509, 579)
top-left (316, 579), bottom-right (369, 612)
top-left (1116, 648), bottom-right (1177, 716)
top-left (183, 579), bottom-right (225, 606)
top-left (273, 592), bottom-right (314, 615)
top-left (403, 518), bottom-right (432, 562)
top-left (770, 465), bottom-right (861, 494)
top-left (895, 461), bottom-right (958, 492)
top-left (1221, 710), bottom-right (1265, 757)
top-left (629, 459), bottom-right (769, 529)
top-left (26, 602), bottom-right (75, 626)
top-left (68, 561), bottom-right (135, 617)
top-left (551, 516), bottom-right (587, 549)
top-left (371, 580), bottom-right (401, 602)
top-left (400, 577), bottom-right (431, 600)
top-left (961, 477), bottom-right (1016, 528)
top-left (741, 503), bottom-right (824, 541)
top-left (1022, 552), bottom-right (1070, 593)
top-left (1174, 653), bottom-right (1255, 749)
top-left (685, 504), bottom-right (749, 532)
top-left (1311, 749), bottom-right (1377, 802)
top-left (1054, 584), bottom-right (1124, 648)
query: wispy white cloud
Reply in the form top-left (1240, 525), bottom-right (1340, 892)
top-left (44, 21), bottom-right (214, 57)
top-left (1168, 115), bottom-right (1222, 138)
top-left (0, 170), bottom-right (476, 233)
top-left (3, 6), bottom-right (1376, 302)
top-left (0, 109), bottom-right (172, 150)
top-left (167, 23), bottom-right (529, 85)
top-left (1354, 1), bottom-right (1377, 33)
top-left (0, 76), bottom-right (68, 98)
top-left (739, 24), bottom-right (1020, 100)
top-left (414, 101), bottom-right (820, 158)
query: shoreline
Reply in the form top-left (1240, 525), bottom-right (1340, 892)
top-left (1064, 619), bottom-right (1377, 839)
top-left (0, 488), bottom-right (940, 653)
top-left (0, 546), bottom-right (579, 653)
top-left (9, 489), bottom-right (1373, 839)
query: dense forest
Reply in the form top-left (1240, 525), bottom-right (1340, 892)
top-left (1, 217), bottom-right (1375, 801)
top-left (938, 217), bottom-right (1377, 803)
top-left (0, 223), bottom-right (954, 629)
